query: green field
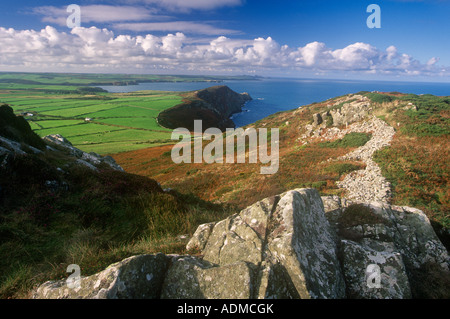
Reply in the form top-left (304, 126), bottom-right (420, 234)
top-left (2, 93), bottom-right (182, 154)
top-left (0, 72), bottom-right (262, 154)
top-left (0, 73), bottom-right (202, 154)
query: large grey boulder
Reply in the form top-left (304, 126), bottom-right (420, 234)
top-left (189, 188), bottom-right (346, 299)
top-left (329, 97), bottom-right (372, 127)
top-left (265, 189), bottom-right (346, 299)
top-left (161, 257), bottom-right (255, 299)
top-left (33, 254), bottom-right (170, 299)
top-left (385, 204), bottom-right (449, 271)
top-left (341, 240), bottom-right (412, 299)
top-left (322, 197), bottom-right (449, 299)
top-left (200, 195), bottom-right (273, 266)
top-left (185, 222), bottom-right (216, 252)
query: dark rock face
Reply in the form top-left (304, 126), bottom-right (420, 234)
top-left (313, 113), bottom-right (323, 126)
top-left (157, 85), bottom-right (252, 131)
top-left (0, 104), bottom-right (46, 150)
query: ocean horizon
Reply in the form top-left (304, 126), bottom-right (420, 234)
top-left (100, 77), bottom-right (450, 128)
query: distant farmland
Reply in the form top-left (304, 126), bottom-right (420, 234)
top-left (2, 93), bottom-right (183, 154)
top-left (0, 76), bottom-right (186, 154)
top-left (0, 72), bottom-right (261, 154)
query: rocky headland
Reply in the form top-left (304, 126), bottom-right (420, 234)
top-left (157, 85), bottom-right (252, 131)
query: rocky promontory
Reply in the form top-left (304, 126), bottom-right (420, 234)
top-left (157, 85), bottom-right (252, 131)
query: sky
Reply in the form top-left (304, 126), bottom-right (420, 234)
top-left (0, 0), bottom-right (449, 82)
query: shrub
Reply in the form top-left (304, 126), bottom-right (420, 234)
top-left (319, 132), bottom-right (372, 148)
top-left (311, 181), bottom-right (327, 190)
top-left (323, 162), bottom-right (364, 177)
top-left (326, 116), bottom-right (334, 127)
top-left (366, 93), bottom-right (395, 104)
top-left (409, 262), bottom-right (450, 299)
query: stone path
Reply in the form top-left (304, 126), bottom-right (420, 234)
top-left (328, 116), bottom-right (396, 203)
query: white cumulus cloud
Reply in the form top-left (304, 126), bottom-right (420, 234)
top-left (0, 25), bottom-right (447, 78)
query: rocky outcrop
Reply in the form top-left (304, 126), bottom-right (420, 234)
top-left (0, 135), bottom-right (42, 157)
top-left (196, 189), bottom-right (345, 299)
top-left (304, 94), bottom-right (396, 203)
top-left (43, 134), bottom-right (124, 171)
top-left (329, 95), bottom-right (373, 127)
top-left (0, 104), bottom-right (46, 150)
top-left (32, 189), bottom-right (449, 299)
top-left (312, 113), bottom-right (323, 126)
top-left (161, 257), bottom-right (255, 299)
top-left (157, 85), bottom-right (252, 131)
top-left (0, 132), bottom-right (122, 173)
top-left (1, 133), bottom-right (124, 199)
top-left (33, 254), bottom-right (170, 299)
top-left (323, 196), bottom-right (449, 298)
top-left (340, 240), bottom-right (411, 299)
top-left (304, 94), bottom-right (373, 137)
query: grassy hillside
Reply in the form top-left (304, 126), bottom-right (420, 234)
top-left (114, 107), bottom-right (372, 207)
top-left (114, 92), bottom-right (449, 238)
top-left (0, 106), bottom-right (236, 298)
top-left (369, 93), bottom-right (449, 229)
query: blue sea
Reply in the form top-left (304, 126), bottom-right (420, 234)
top-left (100, 78), bottom-right (450, 128)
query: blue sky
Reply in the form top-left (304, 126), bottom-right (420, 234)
top-left (0, 0), bottom-right (449, 81)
